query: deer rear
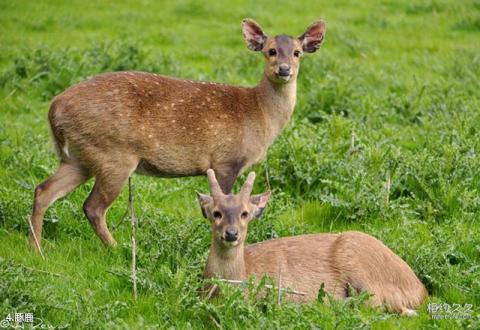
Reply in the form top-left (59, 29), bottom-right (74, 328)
top-left (29, 19), bottom-right (326, 250)
top-left (198, 170), bottom-right (427, 315)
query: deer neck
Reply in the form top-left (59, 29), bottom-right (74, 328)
top-left (255, 73), bottom-right (297, 141)
top-left (204, 239), bottom-right (247, 281)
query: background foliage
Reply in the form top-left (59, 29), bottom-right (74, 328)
top-left (1, 0), bottom-right (479, 328)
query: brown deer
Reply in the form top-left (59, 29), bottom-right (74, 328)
top-left (29, 19), bottom-right (327, 250)
top-left (198, 170), bottom-right (427, 315)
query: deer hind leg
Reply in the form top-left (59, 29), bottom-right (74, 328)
top-left (401, 308), bottom-right (418, 317)
top-left (29, 162), bottom-right (89, 251)
top-left (359, 283), bottom-right (414, 315)
top-left (83, 160), bottom-right (138, 246)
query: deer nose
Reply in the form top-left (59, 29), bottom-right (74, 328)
top-left (278, 63), bottom-right (290, 76)
top-left (225, 228), bottom-right (239, 242)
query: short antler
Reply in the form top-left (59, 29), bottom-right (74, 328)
top-left (206, 169), bottom-right (224, 198)
top-left (240, 172), bottom-right (256, 197)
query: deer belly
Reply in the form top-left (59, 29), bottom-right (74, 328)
top-left (243, 146), bottom-right (268, 169)
top-left (135, 156), bottom-right (208, 177)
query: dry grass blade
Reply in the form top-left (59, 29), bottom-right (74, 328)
top-left (217, 278), bottom-right (306, 296)
top-left (27, 215), bottom-right (44, 260)
top-left (129, 177), bottom-right (138, 302)
top-left (22, 265), bottom-right (64, 277)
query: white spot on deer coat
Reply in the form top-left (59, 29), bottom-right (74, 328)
top-left (63, 141), bottom-right (70, 158)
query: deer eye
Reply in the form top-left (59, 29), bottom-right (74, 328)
top-left (293, 50), bottom-right (301, 57)
top-left (241, 211), bottom-right (249, 219)
top-left (268, 48), bottom-right (277, 56)
top-left (213, 211), bottom-right (222, 219)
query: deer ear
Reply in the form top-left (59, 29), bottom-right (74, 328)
top-left (197, 192), bottom-right (213, 218)
top-left (250, 191), bottom-right (271, 219)
top-left (242, 18), bottom-right (267, 51)
top-left (298, 20), bottom-right (326, 53)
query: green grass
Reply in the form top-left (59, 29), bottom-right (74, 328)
top-left (1, 0), bottom-right (479, 328)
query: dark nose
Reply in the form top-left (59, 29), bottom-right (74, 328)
top-left (278, 63), bottom-right (290, 76)
top-left (225, 228), bottom-right (239, 242)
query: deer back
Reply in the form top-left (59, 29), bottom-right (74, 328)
top-left (49, 72), bottom-right (268, 176)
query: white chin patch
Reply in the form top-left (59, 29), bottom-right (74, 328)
top-left (223, 240), bottom-right (239, 247)
top-left (279, 75), bottom-right (290, 82)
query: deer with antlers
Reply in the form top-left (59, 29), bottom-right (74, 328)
top-left (198, 169), bottom-right (427, 315)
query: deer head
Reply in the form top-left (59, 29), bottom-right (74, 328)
top-left (242, 18), bottom-right (326, 84)
top-left (197, 169), bottom-right (270, 248)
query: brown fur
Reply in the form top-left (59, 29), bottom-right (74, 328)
top-left (29, 19), bottom-right (326, 250)
top-left (200, 170), bottom-right (427, 314)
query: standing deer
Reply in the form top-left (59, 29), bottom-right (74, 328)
top-left (198, 170), bottom-right (427, 315)
top-left (29, 19), bottom-right (327, 250)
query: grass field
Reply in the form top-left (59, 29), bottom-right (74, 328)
top-left (1, 0), bottom-right (480, 328)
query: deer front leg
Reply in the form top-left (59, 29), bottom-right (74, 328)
top-left (212, 161), bottom-right (244, 194)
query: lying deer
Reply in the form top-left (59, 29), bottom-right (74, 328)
top-left (29, 19), bottom-right (327, 250)
top-left (198, 170), bottom-right (427, 315)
